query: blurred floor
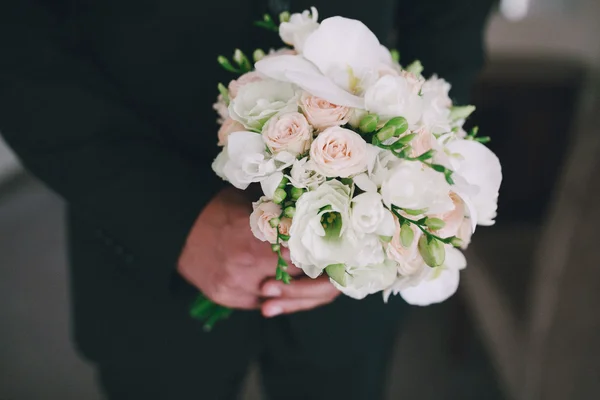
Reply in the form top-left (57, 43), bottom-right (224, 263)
top-left (0, 175), bottom-right (503, 400)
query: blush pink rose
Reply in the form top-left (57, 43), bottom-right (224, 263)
top-left (228, 71), bottom-right (263, 99)
top-left (249, 199), bottom-right (282, 244)
top-left (387, 217), bottom-right (423, 276)
top-left (309, 126), bottom-right (369, 178)
top-left (433, 192), bottom-right (466, 239)
top-left (262, 112), bottom-right (312, 156)
top-left (299, 92), bottom-right (350, 131)
top-left (218, 118), bottom-right (245, 146)
top-left (410, 127), bottom-right (435, 157)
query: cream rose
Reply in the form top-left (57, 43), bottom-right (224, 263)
top-left (299, 92), bottom-right (350, 131)
top-left (228, 71), bottom-right (263, 99)
top-left (262, 112), bottom-right (312, 156)
top-left (218, 118), bottom-right (245, 146)
top-left (309, 126), bottom-right (370, 178)
top-left (249, 199), bottom-right (282, 244)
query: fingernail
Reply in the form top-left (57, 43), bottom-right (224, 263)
top-left (263, 285), bottom-right (282, 297)
top-left (265, 305), bottom-right (282, 318)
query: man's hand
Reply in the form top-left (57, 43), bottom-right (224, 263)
top-left (178, 187), bottom-right (340, 314)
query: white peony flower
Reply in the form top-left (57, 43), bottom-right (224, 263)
top-left (288, 180), bottom-right (357, 278)
top-left (279, 7), bottom-right (320, 53)
top-left (397, 246), bottom-right (467, 306)
top-left (299, 92), bottom-right (350, 131)
top-left (228, 80), bottom-right (299, 131)
top-left (331, 259), bottom-right (398, 300)
top-left (420, 76), bottom-right (453, 134)
top-left (218, 131), bottom-right (294, 193)
top-left (249, 198), bottom-right (282, 244)
top-left (309, 126), bottom-right (370, 178)
top-left (256, 17), bottom-right (393, 108)
top-left (364, 74), bottom-right (424, 125)
top-left (262, 112), bottom-right (312, 156)
top-left (287, 157), bottom-right (326, 191)
top-left (446, 139), bottom-right (502, 226)
top-left (351, 191), bottom-right (395, 237)
top-left (381, 161), bottom-right (454, 214)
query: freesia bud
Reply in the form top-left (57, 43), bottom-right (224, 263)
top-left (450, 105), bottom-right (476, 121)
top-left (279, 11), bottom-right (291, 23)
top-left (271, 244), bottom-right (281, 252)
top-left (253, 49), bottom-right (266, 62)
top-left (449, 237), bottom-right (464, 248)
top-left (269, 217), bottom-right (281, 228)
top-left (376, 126), bottom-right (395, 142)
top-left (359, 114), bottom-right (379, 133)
top-left (325, 264), bottom-right (347, 286)
top-left (400, 223), bottom-right (414, 248)
top-left (278, 176), bottom-right (289, 189)
top-left (290, 186), bottom-right (305, 200)
top-left (273, 188), bottom-right (287, 204)
top-left (383, 116), bottom-right (408, 136)
top-left (425, 218), bottom-right (446, 231)
top-left (283, 206), bottom-right (296, 218)
top-left (418, 235), bottom-right (445, 268)
top-left (405, 60), bottom-right (424, 75)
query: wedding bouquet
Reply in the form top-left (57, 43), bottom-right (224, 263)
top-left (192, 8), bottom-right (502, 329)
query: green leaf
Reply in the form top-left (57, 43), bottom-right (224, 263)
top-left (425, 217), bottom-right (446, 231)
top-left (430, 164), bottom-right (446, 173)
top-left (400, 223), bottom-right (415, 248)
top-left (326, 264), bottom-right (347, 287)
top-left (445, 171), bottom-right (455, 185)
top-left (475, 136), bottom-right (491, 144)
top-left (278, 233), bottom-right (291, 241)
top-left (418, 236), bottom-right (446, 268)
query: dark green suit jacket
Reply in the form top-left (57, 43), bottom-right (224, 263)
top-left (0, 0), bottom-right (495, 362)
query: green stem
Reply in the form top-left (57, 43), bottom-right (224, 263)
top-left (189, 293), bottom-right (233, 332)
top-left (390, 206), bottom-right (453, 245)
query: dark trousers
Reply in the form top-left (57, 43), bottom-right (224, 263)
top-left (93, 295), bottom-right (407, 400)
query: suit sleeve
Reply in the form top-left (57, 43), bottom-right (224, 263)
top-left (0, 2), bottom-right (223, 297)
top-left (395, 0), bottom-right (497, 104)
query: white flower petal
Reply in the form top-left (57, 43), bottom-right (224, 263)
top-left (353, 173), bottom-right (377, 193)
top-left (285, 70), bottom-right (365, 108)
top-left (400, 266), bottom-right (460, 306)
top-left (261, 172), bottom-right (283, 199)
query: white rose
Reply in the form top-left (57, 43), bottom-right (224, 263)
top-left (446, 139), bottom-right (502, 226)
top-left (299, 92), bottom-right (350, 131)
top-left (381, 161), bottom-right (454, 214)
top-left (309, 126), bottom-right (370, 178)
top-left (229, 80), bottom-right (299, 131)
top-left (364, 74), bottom-right (424, 125)
top-left (228, 71), bottom-right (263, 99)
top-left (249, 199), bottom-right (282, 244)
top-left (351, 192), bottom-right (395, 237)
top-left (420, 76), bottom-right (452, 134)
top-left (398, 246), bottom-right (467, 306)
top-left (288, 180), bottom-right (357, 278)
top-left (279, 7), bottom-right (319, 53)
top-left (262, 112), bottom-right (312, 156)
top-left (219, 131), bottom-right (294, 191)
top-left (331, 260), bottom-right (398, 300)
top-left (288, 157), bottom-right (326, 190)
top-left (218, 118), bottom-right (245, 146)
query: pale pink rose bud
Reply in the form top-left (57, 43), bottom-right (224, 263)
top-left (228, 71), bottom-right (263, 99)
top-left (249, 200), bottom-right (283, 244)
top-left (300, 92), bottom-right (350, 131)
top-left (309, 126), bottom-right (369, 178)
top-left (218, 118), bottom-right (245, 146)
top-left (262, 112), bottom-right (312, 156)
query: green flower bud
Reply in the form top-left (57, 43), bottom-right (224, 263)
top-left (425, 217), bottom-right (446, 231)
top-left (418, 236), bottom-right (446, 268)
top-left (273, 188), bottom-right (287, 204)
top-left (400, 223), bottom-right (415, 248)
top-left (380, 235), bottom-right (393, 243)
top-left (290, 186), bottom-right (305, 201)
top-left (278, 176), bottom-right (289, 189)
top-left (396, 132), bottom-right (417, 145)
top-left (217, 55), bottom-right (238, 73)
top-left (325, 264), bottom-right (347, 287)
top-left (279, 11), bottom-right (291, 23)
top-left (283, 206), bottom-right (296, 218)
top-left (390, 49), bottom-right (400, 63)
top-left (449, 237), bottom-right (464, 248)
top-left (376, 126), bottom-right (396, 142)
top-left (253, 49), bottom-right (266, 62)
top-left (384, 116), bottom-right (409, 136)
top-left (405, 60), bottom-right (424, 75)
top-left (403, 208), bottom-right (427, 216)
top-left (359, 114), bottom-right (379, 133)
top-left (269, 217), bottom-right (281, 228)
top-left (450, 105), bottom-right (476, 121)
top-left (271, 243), bottom-right (281, 252)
